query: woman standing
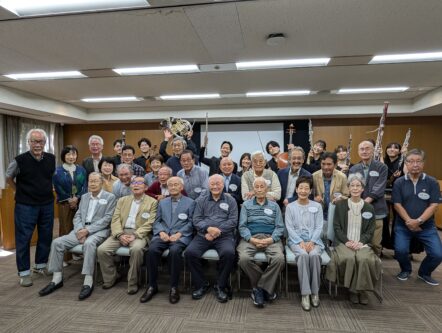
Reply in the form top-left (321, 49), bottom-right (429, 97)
top-left (237, 152), bottom-right (251, 178)
top-left (335, 145), bottom-right (353, 175)
top-left (144, 154), bottom-right (163, 186)
top-left (286, 177), bottom-right (324, 311)
top-left (326, 173), bottom-right (381, 305)
top-left (99, 156), bottom-right (118, 193)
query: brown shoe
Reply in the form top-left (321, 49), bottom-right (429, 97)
top-left (169, 287), bottom-right (180, 304)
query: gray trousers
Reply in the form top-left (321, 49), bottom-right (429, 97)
top-left (97, 235), bottom-right (147, 288)
top-left (237, 239), bottom-right (284, 294)
top-left (291, 244), bottom-right (322, 296)
top-left (48, 231), bottom-right (106, 276)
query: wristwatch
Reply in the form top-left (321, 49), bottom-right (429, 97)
top-left (417, 218), bottom-right (424, 224)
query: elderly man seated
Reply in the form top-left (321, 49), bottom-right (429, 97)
top-left (140, 177), bottom-right (195, 304)
top-left (184, 174), bottom-right (238, 303)
top-left (112, 163), bottom-right (134, 199)
top-left (238, 177), bottom-right (285, 308)
top-left (97, 176), bottom-right (158, 294)
top-left (147, 166), bottom-right (186, 200)
top-left (39, 172), bottom-right (116, 300)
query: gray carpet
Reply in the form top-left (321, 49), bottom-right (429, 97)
top-left (0, 246), bottom-right (441, 333)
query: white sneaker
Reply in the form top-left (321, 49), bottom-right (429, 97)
top-left (311, 294), bottom-right (320, 307)
top-left (301, 295), bottom-right (311, 311)
top-left (20, 275), bottom-right (33, 287)
top-left (63, 261), bottom-right (69, 268)
top-left (72, 254), bottom-right (82, 261)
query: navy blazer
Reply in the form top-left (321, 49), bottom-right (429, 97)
top-left (277, 167), bottom-right (312, 204)
top-left (152, 196), bottom-right (196, 245)
top-left (221, 173), bottom-right (242, 206)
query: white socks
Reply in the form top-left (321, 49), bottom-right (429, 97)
top-left (52, 272), bottom-right (62, 284)
top-left (84, 275), bottom-right (93, 287)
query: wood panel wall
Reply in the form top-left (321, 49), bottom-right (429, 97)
top-left (63, 116), bottom-right (442, 179)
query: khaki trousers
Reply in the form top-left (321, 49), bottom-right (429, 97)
top-left (372, 219), bottom-right (383, 256)
top-left (57, 202), bottom-right (77, 261)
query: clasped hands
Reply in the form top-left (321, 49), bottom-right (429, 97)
top-left (205, 227), bottom-right (221, 241)
top-left (76, 228), bottom-right (89, 244)
top-left (299, 241), bottom-right (315, 253)
top-left (250, 237), bottom-right (273, 249)
top-left (118, 233), bottom-right (136, 246)
top-left (159, 231), bottom-right (182, 242)
top-left (405, 219), bottom-right (422, 232)
top-left (345, 240), bottom-right (364, 251)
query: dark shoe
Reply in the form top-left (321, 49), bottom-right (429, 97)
top-left (78, 285), bottom-right (94, 300)
top-left (127, 285), bottom-right (139, 295)
top-left (263, 289), bottom-right (277, 302)
top-left (213, 285), bottom-right (228, 303)
top-left (251, 288), bottom-right (265, 308)
top-left (102, 274), bottom-right (121, 290)
top-left (39, 281), bottom-right (63, 296)
top-left (169, 287), bottom-right (180, 304)
top-left (140, 286), bottom-right (158, 303)
top-left (225, 285), bottom-right (233, 300)
top-left (418, 274), bottom-right (440, 286)
top-left (192, 281), bottom-right (210, 300)
top-left (396, 271), bottom-right (411, 281)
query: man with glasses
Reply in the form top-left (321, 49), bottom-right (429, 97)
top-left (6, 129), bottom-right (56, 287)
top-left (97, 176), bottom-right (158, 294)
top-left (393, 149), bottom-right (442, 286)
top-left (121, 145), bottom-right (146, 177)
top-left (112, 163), bottom-right (134, 199)
top-left (349, 140), bottom-right (388, 256)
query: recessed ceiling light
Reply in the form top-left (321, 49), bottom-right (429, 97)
top-left (158, 94), bottom-right (220, 100)
top-left (336, 87), bottom-right (409, 94)
top-left (4, 71), bottom-right (86, 80)
top-left (246, 90), bottom-right (311, 97)
top-left (236, 58), bottom-right (330, 70)
top-left (0, 0), bottom-right (150, 17)
top-left (113, 65), bottom-right (199, 76)
top-left (370, 51), bottom-right (442, 64)
top-left (81, 96), bottom-right (142, 102)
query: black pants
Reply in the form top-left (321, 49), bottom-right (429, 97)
top-left (147, 238), bottom-right (186, 288)
top-left (184, 234), bottom-right (236, 289)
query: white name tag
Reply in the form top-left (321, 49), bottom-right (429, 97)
top-left (418, 192), bottom-right (430, 200)
top-left (362, 212), bottom-right (373, 219)
top-left (98, 199), bottom-right (108, 205)
top-left (264, 208), bottom-right (273, 216)
top-left (194, 187), bottom-right (202, 193)
top-left (369, 171), bottom-right (379, 177)
top-left (265, 179), bottom-right (272, 186)
top-left (178, 213), bottom-right (188, 220)
top-left (141, 212), bottom-right (150, 219)
top-left (220, 203), bottom-right (229, 211)
top-left (229, 184), bottom-right (238, 191)
top-left (308, 206), bottom-right (318, 213)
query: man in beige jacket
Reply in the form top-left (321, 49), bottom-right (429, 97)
top-left (97, 176), bottom-right (158, 294)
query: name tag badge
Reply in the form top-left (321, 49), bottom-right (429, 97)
top-left (265, 179), bottom-right (272, 186)
top-left (98, 199), bottom-right (108, 205)
top-left (229, 184), bottom-right (238, 191)
top-left (362, 212), bottom-right (373, 219)
top-left (418, 192), bottom-right (430, 200)
top-left (141, 212), bottom-right (150, 219)
top-left (264, 208), bottom-right (273, 216)
top-left (220, 203), bottom-right (229, 211)
top-left (308, 206), bottom-right (318, 213)
top-left (178, 213), bottom-right (188, 220)
top-left (369, 170), bottom-right (379, 177)
top-left (194, 187), bottom-right (202, 193)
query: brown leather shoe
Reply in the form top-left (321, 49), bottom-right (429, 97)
top-left (169, 287), bottom-right (180, 304)
top-left (140, 286), bottom-right (158, 303)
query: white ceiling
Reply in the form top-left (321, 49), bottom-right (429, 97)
top-left (0, 0), bottom-right (441, 123)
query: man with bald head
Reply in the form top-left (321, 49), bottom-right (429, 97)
top-left (185, 174), bottom-right (238, 303)
top-left (349, 140), bottom-right (388, 256)
top-left (238, 177), bottom-right (285, 308)
top-left (219, 157), bottom-right (242, 206)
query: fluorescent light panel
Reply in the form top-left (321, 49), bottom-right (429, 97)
top-left (246, 90), bottom-right (311, 97)
top-left (0, 0), bottom-right (150, 17)
top-left (337, 87), bottom-right (409, 94)
top-left (236, 58), bottom-right (330, 70)
top-left (159, 94), bottom-right (220, 100)
top-left (370, 51), bottom-right (442, 64)
top-left (82, 96), bottom-right (142, 102)
top-left (4, 71), bottom-right (85, 80)
top-left (113, 65), bottom-right (199, 76)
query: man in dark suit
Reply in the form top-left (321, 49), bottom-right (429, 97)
top-left (219, 157), bottom-right (242, 207)
top-left (140, 177), bottom-right (195, 304)
top-left (277, 146), bottom-right (312, 207)
top-left (82, 135), bottom-right (104, 176)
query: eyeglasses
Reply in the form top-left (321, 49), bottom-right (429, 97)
top-left (131, 181), bottom-right (145, 185)
top-left (30, 139), bottom-right (45, 145)
top-left (89, 180), bottom-right (101, 184)
top-left (405, 160), bottom-right (423, 165)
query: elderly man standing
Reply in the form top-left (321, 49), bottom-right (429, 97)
top-left (160, 129), bottom-right (198, 176)
top-left (393, 149), bottom-right (442, 285)
top-left (220, 157), bottom-right (242, 207)
top-left (242, 151), bottom-right (281, 202)
top-left (350, 140), bottom-right (388, 256)
top-left (112, 163), bottom-right (133, 199)
top-left (97, 176), bottom-right (158, 294)
top-left (185, 174), bottom-right (238, 303)
top-left (39, 172), bottom-right (116, 299)
top-left (82, 135), bottom-right (104, 176)
top-left (6, 129), bottom-right (56, 287)
top-left (140, 177), bottom-right (195, 304)
top-left (238, 177), bottom-right (285, 308)
top-left (177, 150), bottom-right (209, 200)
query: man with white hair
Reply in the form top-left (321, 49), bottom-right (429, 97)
top-left (241, 151), bottom-right (281, 202)
top-left (82, 135), bottom-right (104, 176)
top-left (112, 163), bottom-right (134, 199)
top-left (6, 128), bottom-right (56, 287)
top-left (238, 177), bottom-right (285, 308)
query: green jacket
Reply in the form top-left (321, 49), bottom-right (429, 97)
top-left (333, 199), bottom-right (375, 246)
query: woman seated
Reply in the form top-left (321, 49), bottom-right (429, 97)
top-left (326, 173), bottom-right (381, 305)
top-left (285, 176), bottom-right (324, 311)
top-left (99, 156), bottom-right (118, 193)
